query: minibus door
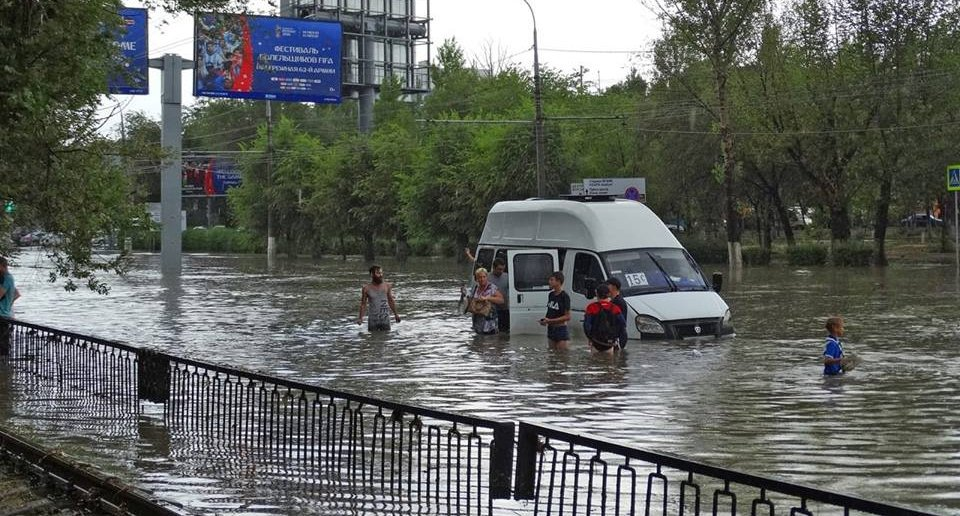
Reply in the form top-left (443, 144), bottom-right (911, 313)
top-left (507, 249), bottom-right (559, 335)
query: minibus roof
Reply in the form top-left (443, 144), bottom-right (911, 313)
top-left (478, 198), bottom-right (682, 252)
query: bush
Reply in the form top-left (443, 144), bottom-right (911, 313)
top-left (130, 229), bottom-right (159, 251)
top-left (680, 238), bottom-right (728, 265)
top-left (407, 237), bottom-right (439, 256)
top-left (182, 227), bottom-right (264, 253)
top-left (742, 245), bottom-right (772, 266)
top-left (831, 241), bottom-right (873, 266)
top-left (786, 243), bottom-right (828, 266)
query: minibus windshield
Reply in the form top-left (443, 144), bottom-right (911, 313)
top-left (602, 248), bottom-right (709, 296)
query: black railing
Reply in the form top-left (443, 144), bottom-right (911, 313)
top-left (1, 317), bottom-right (514, 515)
top-left (514, 421), bottom-right (931, 516)
top-left (0, 317), bottom-right (939, 516)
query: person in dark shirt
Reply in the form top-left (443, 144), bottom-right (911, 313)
top-left (583, 284), bottom-right (625, 355)
top-left (540, 271), bottom-right (571, 350)
top-left (606, 278), bottom-right (630, 348)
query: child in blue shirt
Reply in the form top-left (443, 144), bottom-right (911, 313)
top-left (823, 316), bottom-right (845, 375)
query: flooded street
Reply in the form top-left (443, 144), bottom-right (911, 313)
top-left (2, 249), bottom-right (959, 514)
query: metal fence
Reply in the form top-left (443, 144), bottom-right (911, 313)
top-left (513, 422), bottom-right (932, 516)
top-left (0, 317), bottom-right (937, 516)
top-left (1, 317), bottom-right (513, 515)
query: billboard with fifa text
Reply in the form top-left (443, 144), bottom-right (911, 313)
top-left (194, 12), bottom-right (341, 103)
top-left (108, 7), bottom-right (149, 95)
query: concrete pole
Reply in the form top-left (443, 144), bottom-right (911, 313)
top-left (266, 100), bottom-right (276, 261)
top-left (359, 86), bottom-right (376, 134)
top-left (150, 54), bottom-right (192, 276)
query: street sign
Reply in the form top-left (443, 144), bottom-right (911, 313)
top-left (948, 165), bottom-right (960, 192)
top-left (3, 200), bottom-right (14, 214)
top-left (582, 178), bottom-right (647, 202)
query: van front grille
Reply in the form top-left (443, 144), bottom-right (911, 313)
top-left (670, 319), bottom-right (720, 338)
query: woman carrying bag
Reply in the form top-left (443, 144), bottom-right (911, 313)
top-left (467, 267), bottom-right (504, 335)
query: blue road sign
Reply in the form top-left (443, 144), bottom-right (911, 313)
top-left (949, 165), bottom-right (960, 192)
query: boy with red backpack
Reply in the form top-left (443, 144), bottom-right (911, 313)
top-left (583, 283), bottom-right (625, 354)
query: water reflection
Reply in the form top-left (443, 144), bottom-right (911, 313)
top-left (1, 249), bottom-right (959, 514)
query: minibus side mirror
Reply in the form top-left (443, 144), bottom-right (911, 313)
top-left (712, 272), bottom-right (723, 293)
top-left (584, 277), bottom-right (597, 299)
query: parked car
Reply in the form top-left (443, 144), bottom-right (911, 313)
top-left (40, 233), bottom-right (63, 246)
top-left (900, 213), bottom-right (943, 227)
top-left (18, 230), bottom-right (46, 246)
top-left (788, 207), bottom-right (812, 230)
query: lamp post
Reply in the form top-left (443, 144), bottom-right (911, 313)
top-left (521, 0), bottom-right (546, 197)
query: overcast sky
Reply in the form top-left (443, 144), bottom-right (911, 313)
top-left (103, 0), bottom-right (662, 135)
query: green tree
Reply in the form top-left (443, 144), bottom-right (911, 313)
top-left (650, 0), bottom-right (766, 267)
top-left (0, 0), bottom-right (251, 291)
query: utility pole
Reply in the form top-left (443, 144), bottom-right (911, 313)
top-left (150, 54), bottom-right (193, 276)
top-left (266, 100), bottom-right (276, 261)
top-left (521, 0), bottom-right (546, 197)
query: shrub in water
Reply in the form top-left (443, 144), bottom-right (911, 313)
top-left (831, 241), bottom-right (872, 266)
top-left (742, 245), bottom-right (772, 266)
top-left (680, 238), bottom-right (728, 265)
top-left (786, 243), bottom-right (828, 266)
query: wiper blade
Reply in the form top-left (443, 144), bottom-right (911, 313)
top-left (646, 253), bottom-right (677, 292)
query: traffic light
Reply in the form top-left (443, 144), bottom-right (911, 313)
top-left (2, 200), bottom-right (13, 214)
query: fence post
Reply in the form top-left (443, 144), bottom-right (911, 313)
top-left (514, 421), bottom-right (538, 499)
top-left (136, 349), bottom-right (170, 403)
top-left (489, 422), bottom-right (515, 499)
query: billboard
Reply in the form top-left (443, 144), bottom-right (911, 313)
top-left (108, 7), bottom-right (149, 95)
top-left (194, 12), bottom-right (342, 103)
top-left (183, 161), bottom-right (242, 196)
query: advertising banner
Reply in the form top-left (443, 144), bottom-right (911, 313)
top-left (194, 12), bottom-right (341, 103)
top-left (183, 161), bottom-right (242, 196)
top-left (108, 7), bottom-right (149, 95)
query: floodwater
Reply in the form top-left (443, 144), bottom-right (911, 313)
top-left (2, 249), bottom-right (959, 514)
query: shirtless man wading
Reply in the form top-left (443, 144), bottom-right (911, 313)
top-left (357, 265), bottom-right (401, 331)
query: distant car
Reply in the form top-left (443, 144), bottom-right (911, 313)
top-left (40, 233), bottom-right (63, 246)
top-left (788, 207), bottom-right (812, 230)
top-left (900, 213), bottom-right (943, 227)
top-left (18, 230), bottom-right (45, 246)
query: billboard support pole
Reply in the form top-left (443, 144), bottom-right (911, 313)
top-left (359, 86), bottom-right (375, 134)
top-left (266, 100), bottom-right (277, 263)
top-left (150, 54), bottom-right (193, 277)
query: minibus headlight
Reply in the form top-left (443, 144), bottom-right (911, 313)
top-left (723, 309), bottom-right (732, 325)
top-left (635, 315), bottom-right (665, 335)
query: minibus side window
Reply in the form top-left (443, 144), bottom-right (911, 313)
top-left (572, 252), bottom-right (605, 295)
top-left (475, 248), bottom-right (494, 271)
top-left (494, 249), bottom-right (509, 271)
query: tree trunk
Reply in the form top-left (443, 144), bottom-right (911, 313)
top-left (363, 233), bottom-right (375, 262)
top-left (339, 234), bottom-right (346, 261)
top-left (772, 195), bottom-right (795, 247)
top-left (762, 206), bottom-right (774, 254)
top-left (717, 72), bottom-right (742, 269)
top-left (456, 233), bottom-right (469, 263)
top-left (829, 204), bottom-right (851, 243)
top-left (872, 176), bottom-right (892, 267)
top-left (395, 227), bottom-right (409, 264)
